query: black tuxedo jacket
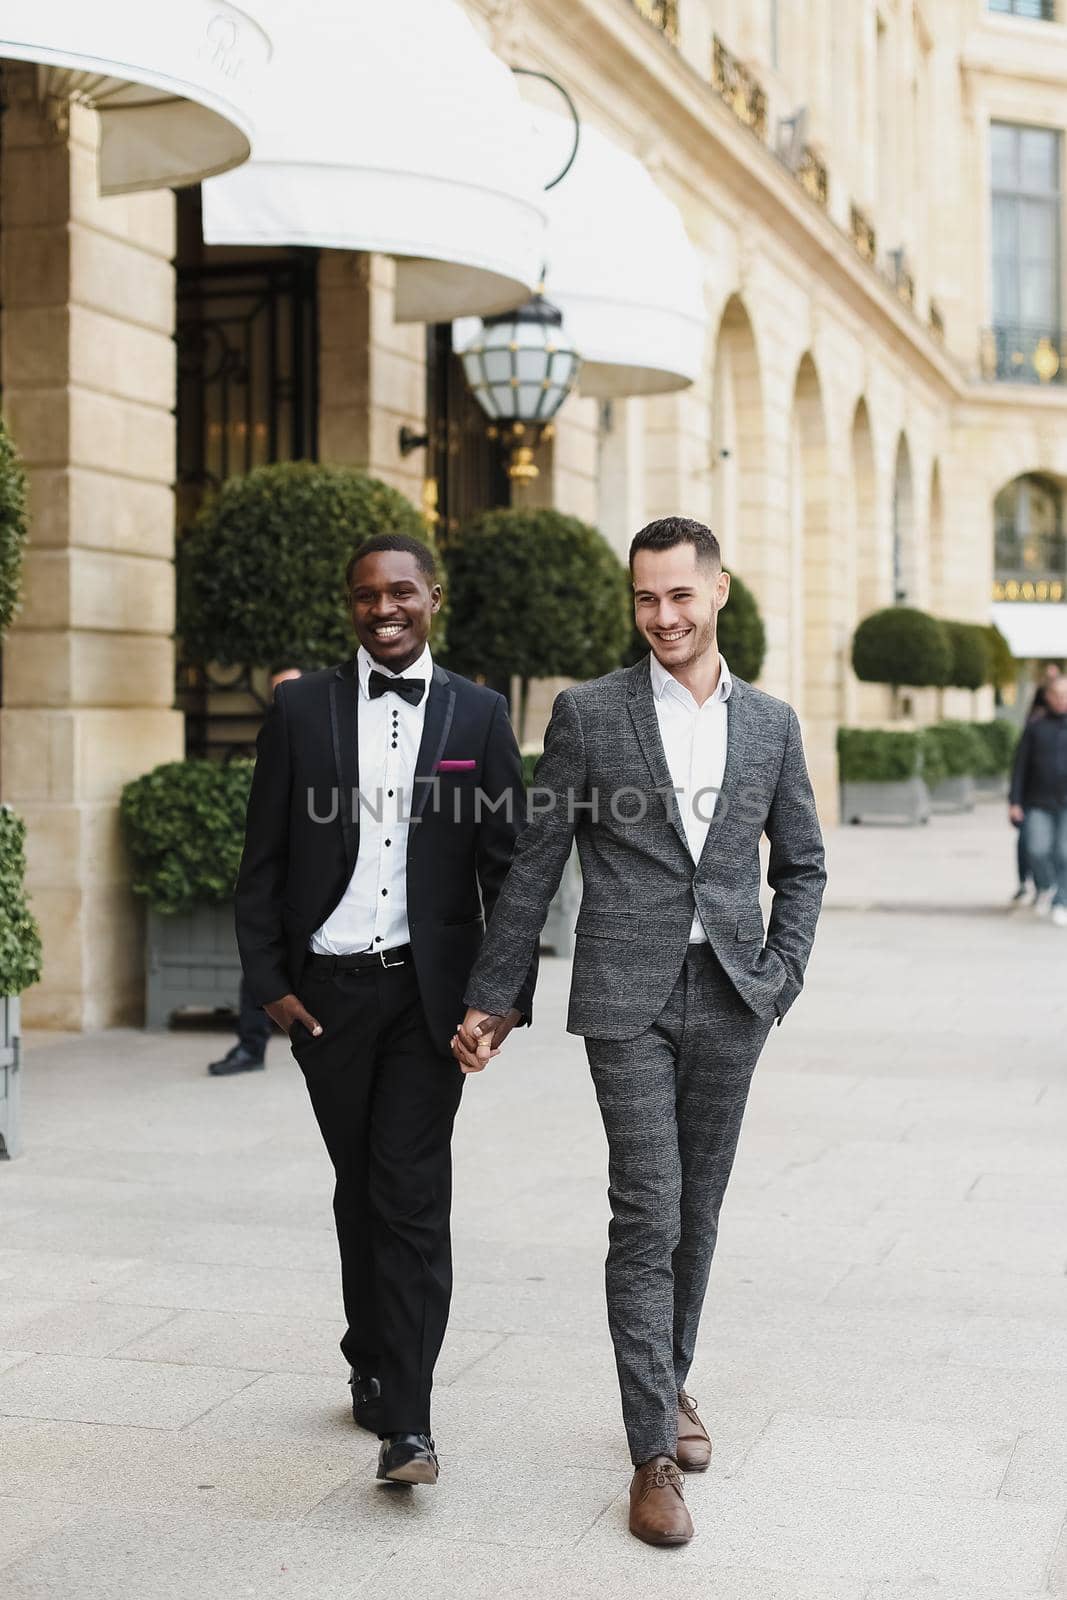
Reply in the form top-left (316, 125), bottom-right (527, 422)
top-left (234, 657), bottom-right (537, 1057)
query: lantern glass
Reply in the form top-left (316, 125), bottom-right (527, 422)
top-left (460, 294), bottom-right (581, 425)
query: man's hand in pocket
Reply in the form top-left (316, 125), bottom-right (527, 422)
top-left (265, 993), bottom-right (323, 1039)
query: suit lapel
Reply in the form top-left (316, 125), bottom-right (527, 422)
top-left (626, 657), bottom-right (690, 855)
top-left (412, 663), bottom-right (456, 821)
top-left (696, 676), bottom-right (752, 870)
top-left (329, 660), bottom-right (360, 876)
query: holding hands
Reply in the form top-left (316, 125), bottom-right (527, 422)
top-left (451, 1008), bottom-right (522, 1072)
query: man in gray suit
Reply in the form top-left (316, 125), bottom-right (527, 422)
top-left (452, 516), bottom-right (825, 1547)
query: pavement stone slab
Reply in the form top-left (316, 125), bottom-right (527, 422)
top-left (0, 1352), bottom-right (255, 1429)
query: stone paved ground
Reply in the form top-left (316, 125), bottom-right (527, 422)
top-left (1, 804), bottom-right (1065, 1599)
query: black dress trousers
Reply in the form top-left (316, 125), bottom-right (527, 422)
top-left (289, 959), bottom-right (464, 1437)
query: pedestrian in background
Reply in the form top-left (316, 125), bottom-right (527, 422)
top-left (1010, 673), bottom-right (1067, 927)
top-left (208, 664), bottom-right (304, 1077)
top-left (1012, 666), bottom-right (1057, 905)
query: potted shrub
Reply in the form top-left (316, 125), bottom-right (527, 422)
top-left (851, 607), bottom-right (951, 712)
top-left (943, 621), bottom-right (992, 703)
top-left (0, 807), bottom-right (43, 1158)
top-left (120, 760), bottom-right (252, 1027)
top-left (922, 720), bottom-right (986, 813)
top-left (971, 718), bottom-right (1019, 799)
top-left (444, 507), bottom-right (631, 742)
top-left (837, 728), bottom-right (933, 825)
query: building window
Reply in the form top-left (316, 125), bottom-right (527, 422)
top-left (994, 474), bottom-right (1066, 596)
top-left (988, 1), bottom-right (1056, 20)
top-left (988, 122), bottom-right (1062, 381)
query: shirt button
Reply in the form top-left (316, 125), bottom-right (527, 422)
top-left (382, 888), bottom-right (388, 897)
top-left (375, 936), bottom-right (382, 944)
top-left (385, 839), bottom-right (391, 847)
top-left (388, 789), bottom-right (394, 798)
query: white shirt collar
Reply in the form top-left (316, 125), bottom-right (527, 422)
top-left (357, 642), bottom-right (433, 699)
top-left (650, 650), bottom-right (732, 707)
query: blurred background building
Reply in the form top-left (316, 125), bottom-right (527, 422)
top-left (1, 0), bottom-right (1066, 1026)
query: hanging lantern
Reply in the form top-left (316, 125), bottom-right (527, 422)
top-left (459, 293), bottom-right (580, 481)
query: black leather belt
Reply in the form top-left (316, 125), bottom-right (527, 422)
top-left (305, 943), bottom-right (411, 974)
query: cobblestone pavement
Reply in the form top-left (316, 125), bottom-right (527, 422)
top-left (1, 805), bottom-right (1065, 1598)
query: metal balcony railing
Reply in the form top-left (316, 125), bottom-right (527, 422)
top-left (630, 0), bottom-right (679, 41)
top-left (929, 301), bottom-right (945, 341)
top-left (988, 0), bottom-right (1056, 21)
top-left (980, 325), bottom-right (1067, 384)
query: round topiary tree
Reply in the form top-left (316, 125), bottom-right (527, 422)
top-left (444, 508), bottom-right (631, 739)
top-left (0, 417), bottom-right (30, 644)
top-left (943, 620), bottom-right (991, 691)
top-left (851, 607), bottom-right (951, 691)
top-left (621, 570), bottom-right (766, 681)
top-left (985, 623), bottom-right (1016, 694)
top-left (177, 463), bottom-right (436, 668)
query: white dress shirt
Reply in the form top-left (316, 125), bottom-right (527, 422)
top-left (650, 650), bottom-right (732, 944)
top-left (310, 644), bottom-right (433, 954)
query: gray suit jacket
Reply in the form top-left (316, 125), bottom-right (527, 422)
top-left (464, 656), bottom-right (826, 1041)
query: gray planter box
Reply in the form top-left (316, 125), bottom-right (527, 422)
top-left (840, 778), bottom-right (931, 826)
top-left (541, 845), bottom-right (581, 958)
top-left (147, 903), bottom-right (242, 1029)
top-left (0, 995), bottom-right (22, 1160)
top-left (974, 774), bottom-right (1009, 801)
top-left (929, 774), bottom-right (976, 814)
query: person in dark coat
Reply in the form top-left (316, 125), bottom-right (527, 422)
top-left (1010, 673), bottom-right (1067, 925)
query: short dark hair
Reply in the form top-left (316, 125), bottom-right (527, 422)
top-left (629, 517), bottom-right (721, 572)
top-left (345, 534), bottom-right (438, 590)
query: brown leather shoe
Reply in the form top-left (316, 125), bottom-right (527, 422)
top-left (676, 1390), bottom-right (712, 1473)
top-left (628, 1455), bottom-right (694, 1546)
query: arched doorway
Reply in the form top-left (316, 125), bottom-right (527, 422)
top-left (791, 353), bottom-right (840, 810)
top-left (892, 434), bottom-right (916, 604)
top-left (710, 295), bottom-right (763, 571)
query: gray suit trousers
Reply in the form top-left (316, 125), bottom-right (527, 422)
top-left (586, 943), bottom-right (773, 1466)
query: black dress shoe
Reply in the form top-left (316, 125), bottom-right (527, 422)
top-left (208, 1045), bottom-right (265, 1077)
top-left (376, 1433), bottom-right (439, 1485)
top-left (349, 1369), bottom-right (383, 1432)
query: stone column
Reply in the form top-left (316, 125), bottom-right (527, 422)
top-left (0, 72), bottom-right (183, 1028)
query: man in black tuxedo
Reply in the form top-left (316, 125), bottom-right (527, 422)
top-left (235, 533), bottom-right (534, 1486)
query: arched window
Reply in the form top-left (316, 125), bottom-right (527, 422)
top-left (994, 473), bottom-right (1065, 580)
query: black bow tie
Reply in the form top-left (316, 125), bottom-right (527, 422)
top-left (368, 669), bottom-right (425, 707)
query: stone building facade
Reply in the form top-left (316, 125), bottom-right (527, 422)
top-left (2, 0), bottom-right (1065, 1026)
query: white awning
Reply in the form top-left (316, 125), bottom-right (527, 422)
top-left (992, 602), bottom-right (1067, 659)
top-left (0, 1), bottom-right (269, 194)
top-left (533, 112), bottom-right (707, 398)
top-left (202, 1), bottom-right (545, 324)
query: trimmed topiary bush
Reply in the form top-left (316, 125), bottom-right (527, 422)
top-left (0, 806), bottom-right (42, 997)
top-left (985, 624), bottom-right (1016, 693)
top-left (444, 508), bottom-right (631, 736)
top-left (922, 721), bottom-right (987, 779)
top-left (836, 728), bottom-right (925, 783)
top-left (944, 621), bottom-right (992, 691)
top-left (177, 464), bottom-right (436, 669)
top-left (851, 608), bottom-right (951, 689)
top-left (972, 718), bottom-right (1019, 777)
top-left (0, 417), bottom-right (29, 644)
top-left (120, 760), bottom-right (254, 916)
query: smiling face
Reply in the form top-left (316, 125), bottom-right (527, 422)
top-left (347, 549), bottom-right (442, 673)
top-left (631, 541), bottom-right (730, 672)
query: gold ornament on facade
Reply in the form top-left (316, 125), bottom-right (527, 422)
top-left (798, 149), bottom-right (829, 207)
top-left (1032, 336), bottom-right (1060, 384)
top-left (849, 204), bottom-right (877, 263)
top-left (711, 37), bottom-right (768, 139)
top-left (629, 0), bottom-right (679, 43)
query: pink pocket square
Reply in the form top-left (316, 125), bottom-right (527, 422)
top-left (436, 759), bottom-right (477, 772)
